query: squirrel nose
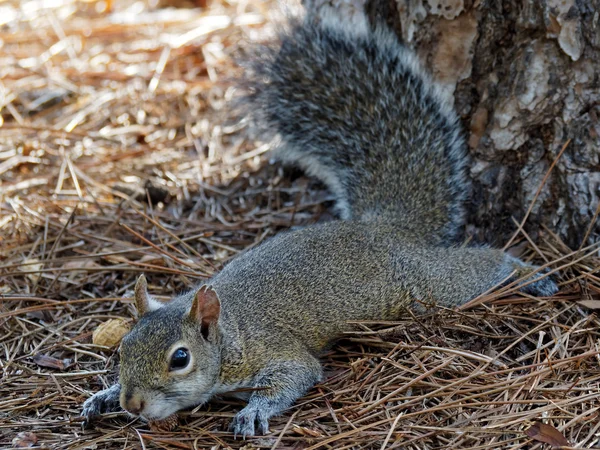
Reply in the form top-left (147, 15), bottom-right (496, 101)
top-left (127, 398), bottom-right (145, 416)
top-left (123, 392), bottom-right (145, 416)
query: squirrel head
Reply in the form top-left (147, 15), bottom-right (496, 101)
top-left (118, 275), bottom-right (222, 420)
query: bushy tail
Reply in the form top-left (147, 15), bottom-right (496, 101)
top-left (240, 10), bottom-right (470, 245)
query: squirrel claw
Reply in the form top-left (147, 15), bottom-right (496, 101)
top-left (81, 384), bottom-right (122, 424)
top-left (230, 406), bottom-right (270, 439)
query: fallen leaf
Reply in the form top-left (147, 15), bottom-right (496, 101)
top-left (18, 258), bottom-right (43, 282)
top-left (525, 421), bottom-right (569, 448)
top-left (292, 425), bottom-right (323, 437)
top-left (577, 300), bottom-right (600, 310)
top-left (32, 354), bottom-right (73, 370)
top-left (103, 255), bottom-right (130, 264)
top-left (139, 255), bottom-right (166, 266)
top-left (506, 240), bottom-right (528, 258)
top-left (62, 260), bottom-right (100, 272)
top-left (26, 310), bottom-right (48, 321)
top-left (12, 432), bottom-right (38, 448)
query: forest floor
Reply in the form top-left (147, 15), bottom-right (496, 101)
top-left (1, 0), bottom-right (599, 448)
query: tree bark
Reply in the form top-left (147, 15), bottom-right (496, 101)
top-left (306, 0), bottom-right (600, 249)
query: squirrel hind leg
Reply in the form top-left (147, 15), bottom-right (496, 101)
top-left (229, 355), bottom-right (322, 438)
top-left (508, 259), bottom-right (559, 297)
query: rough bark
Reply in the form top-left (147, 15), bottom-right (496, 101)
top-left (306, 0), bottom-right (600, 249)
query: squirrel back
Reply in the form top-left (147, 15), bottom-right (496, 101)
top-left (241, 12), bottom-right (469, 244)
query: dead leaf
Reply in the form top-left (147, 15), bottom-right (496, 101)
top-left (506, 240), bottom-right (528, 258)
top-left (62, 260), bottom-right (100, 272)
top-left (577, 300), bottom-right (600, 310)
top-left (103, 254), bottom-right (130, 264)
top-left (292, 425), bottom-right (323, 438)
top-left (525, 421), bottom-right (569, 448)
top-left (18, 258), bottom-right (43, 282)
top-left (139, 255), bottom-right (166, 266)
top-left (12, 432), bottom-right (38, 448)
top-left (32, 354), bottom-right (73, 371)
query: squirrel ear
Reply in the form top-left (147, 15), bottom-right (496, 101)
top-left (134, 275), bottom-right (163, 316)
top-left (190, 285), bottom-right (221, 339)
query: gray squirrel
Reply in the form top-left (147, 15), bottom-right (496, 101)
top-left (81, 7), bottom-right (558, 438)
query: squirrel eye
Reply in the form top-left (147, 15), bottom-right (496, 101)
top-left (169, 347), bottom-right (190, 371)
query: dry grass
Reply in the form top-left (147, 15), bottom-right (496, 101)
top-left (1, 1), bottom-right (600, 448)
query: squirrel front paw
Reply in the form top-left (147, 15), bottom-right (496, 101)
top-left (510, 259), bottom-right (558, 297)
top-left (230, 406), bottom-right (270, 439)
top-left (81, 384), bottom-right (122, 425)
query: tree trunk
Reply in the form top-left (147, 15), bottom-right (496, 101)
top-left (306, 0), bottom-right (600, 249)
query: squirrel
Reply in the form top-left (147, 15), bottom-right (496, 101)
top-left (81, 7), bottom-right (558, 439)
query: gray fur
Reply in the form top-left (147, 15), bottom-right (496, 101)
top-left (81, 10), bottom-right (558, 438)
top-left (240, 12), bottom-right (469, 244)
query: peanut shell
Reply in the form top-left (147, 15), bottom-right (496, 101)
top-left (92, 318), bottom-right (130, 348)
